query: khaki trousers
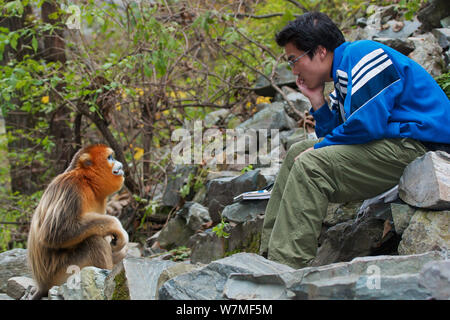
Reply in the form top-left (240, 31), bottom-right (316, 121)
top-left (260, 138), bottom-right (427, 269)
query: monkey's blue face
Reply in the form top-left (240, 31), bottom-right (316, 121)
top-left (108, 154), bottom-right (124, 176)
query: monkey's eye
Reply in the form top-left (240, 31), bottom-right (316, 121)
top-left (107, 154), bottom-right (114, 163)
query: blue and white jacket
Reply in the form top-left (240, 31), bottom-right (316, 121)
top-left (311, 40), bottom-right (450, 149)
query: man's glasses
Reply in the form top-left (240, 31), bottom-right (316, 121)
top-left (288, 50), bottom-right (310, 68)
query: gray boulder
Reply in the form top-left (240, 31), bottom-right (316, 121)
top-left (390, 203), bottom-right (417, 235)
top-left (417, 0), bottom-right (450, 32)
top-left (290, 251), bottom-right (443, 300)
top-left (6, 276), bottom-right (35, 300)
top-left (122, 257), bottom-right (176, 300)
top-left (377, 18), bottom-right (421, 39)
top-left (162, 165), bottom-right (198, 207)
top-left (157, 215), bottom-right (195, 250)
top-left (58, 266), bottom-right (111, 300)
top-left (312, 199), bottom-right (395, 267)
top-left (189, 215), bottom-right (265, 264)
top-left (205, 169), bottom-right (267, 222)
top-left (236, 102), bottom-right (297, 132)
top-left (221, 200), bottom-right (268, 224)
top-left (354, 273), bottom-right (431, 300)
top-left (176, 202), bottom-right (211, 231)
top-left (419, 260), bottom-right (450, 299)
top-left (432, 28), bottom-right (450, 49)
top-left (158, 253), bottom-right (294, 300)
top-left (373, 37), bottom-right (416, 56)
top-left (399, 151), bottom-right (450, 210)
top-left (397, 209), bottom-right (449, 255)
top-left (252, 65), bottom-right (296, 97)
top-left (408, 34), bottom-right (445, 77)
top-left (0, 248), bottom-right (31, 293)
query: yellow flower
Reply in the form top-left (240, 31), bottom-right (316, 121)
top-left (133, 147), bottom-right (144, 161)
top-left (256, 96), bottom-right (271, 104)
top-left (41, 96), bottom-right (49, 104)
top-left (136, 88), bottom-right (144, 96)
top-left (246, 101), bottom-right (252, 108)
top-left (115, 103), bottom-right (122, 111)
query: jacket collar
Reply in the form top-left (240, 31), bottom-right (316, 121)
top-left (331, 42), bottom-right (350, 80)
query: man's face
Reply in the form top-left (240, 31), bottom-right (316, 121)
top-left (285, 42), bottom-right (331, 90)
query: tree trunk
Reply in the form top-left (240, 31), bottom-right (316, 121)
top-left (41, 1), bottom-right (75, 173)
top-left (0, 4), bottom-right (43, 194)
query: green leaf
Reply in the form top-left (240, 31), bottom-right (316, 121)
top-left (9, 33), bottom-right (19, 50)
top-left (31, 36), bottom-right (38, 53)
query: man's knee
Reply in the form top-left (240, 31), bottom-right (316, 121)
top-left (286, 139), bottom-right (318, 165)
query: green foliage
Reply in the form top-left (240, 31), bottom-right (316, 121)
top-left (212, 218), bottom-right (230, 239)
top-left (179, 167), bottom-right (208, 199)
top-left (398, 0), bottom-right (427, 21)
top-left (240, 164), bottom-right (253, 173)
top-left (435, 72), bottom-right (450, 98)
top-left (169, 246), bottom-right (191, 261)
top-left (0, 190), bottom-right (41, 252)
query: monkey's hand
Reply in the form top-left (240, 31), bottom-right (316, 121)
top-left (110, 219), bottom-right (129, 253)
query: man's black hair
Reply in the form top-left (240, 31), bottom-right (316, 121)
top-left (275, 12), bottom-right (345, 59)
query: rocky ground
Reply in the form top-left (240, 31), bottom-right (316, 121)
top-left (0, 1), bottom-right (449, 300)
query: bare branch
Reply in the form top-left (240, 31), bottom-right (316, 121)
top-left (285, 0), bottom-right (309, 12)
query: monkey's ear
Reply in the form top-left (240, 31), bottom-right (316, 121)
top-left (79, 153), bottom-right (92, 168)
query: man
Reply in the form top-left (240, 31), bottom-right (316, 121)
top-left (260, 12), bottom-right (450, 269)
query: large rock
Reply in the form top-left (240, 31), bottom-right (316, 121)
top-left (205, 169), bottom-right (267, 222)
top-left (236, 102), bottom-right (297, 132)
top-left (159, 251), bottom-right (442, 300)
top-left (158, 253), bottom-right (294, 300)
top-left (162, 165), bottom-right (198, 207)
top-left (419, 260), bottom-right (450, 299)
top-left (399, 151), bottom-right (450, 210)
top-left (432, 28), bottom-right (450, 50)
top-left (157, 215), bottom-right (195, 249)
top-left (251, 65), bottom-right (296, 97)
top-left (189, 215), bottom-right (264, 264)
top-left (6, 276), bottom-right (35, 300)
top-left (397, 209), bottom-right (449, 255)
top-left (58, 266), bottom-right (111, 300)
top-left (377, 18), bottom-right (421, 39)
top-left (312, 199), bottom-right (396, 267)
top-left (122, 257), bottom-right (176, 300)
top-left (390, 203), bottom-right (417, 235)
top-left (290, 251), bottom-right (443, 300)
top-left (155, 263), bottom-right (202, 299)
top-left (221, 200), bottom-right (268, 223)
top-left (176, 202), bottom-right (211, 232)
top-left (417, 0), bottom-right (450, 32)
top-left (0, 249), bottom-right (31, 293)
top-left (408, 34), bottom-right (445, 77)
top-left (353, 273), bottom-right (431, 300)
top-left (373, 37), bottom-right (416, 55)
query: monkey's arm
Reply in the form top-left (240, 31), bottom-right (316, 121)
top-left (41, 212), bottom-right (128, 250)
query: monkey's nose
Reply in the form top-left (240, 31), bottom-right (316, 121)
top-left (112, 161), bottom-right (124, 176)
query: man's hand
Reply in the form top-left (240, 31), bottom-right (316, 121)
top-left (296, 77), bottom-right (325, 111)
top-left (294, 147), bottom-right (314, 161)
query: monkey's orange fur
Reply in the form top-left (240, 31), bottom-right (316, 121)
top-left (27, 144), bottom-right (128, 299)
